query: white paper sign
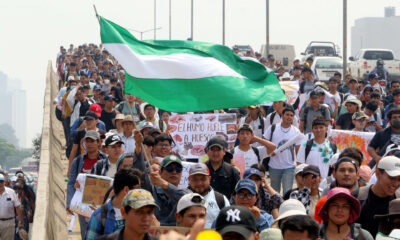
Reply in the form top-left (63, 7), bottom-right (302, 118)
top-left (70, 174), bottom-right (113, 218)
top-left (178, 161), bottom-right (197, 189)
top-left (169, 114), bottom-right (237, 159)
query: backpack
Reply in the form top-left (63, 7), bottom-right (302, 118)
top-left (304, 139), bottom-right (337, 162)
top-left (259, 115), bottom-right (265, 136)
top-left (261, 124), bottom-right (276, 171)
top-left (214, 191), bottom-right (226, 210)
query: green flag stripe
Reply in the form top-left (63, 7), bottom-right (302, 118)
top-left (124, 72), bottom-right (286, 112)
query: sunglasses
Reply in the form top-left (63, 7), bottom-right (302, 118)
top-left (165, 166), bottom-right (183, 173)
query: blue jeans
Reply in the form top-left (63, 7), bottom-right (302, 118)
top-left (78, 214), bottom-right (89, 239)
top-left (269, 167), bottom-right (295, 195)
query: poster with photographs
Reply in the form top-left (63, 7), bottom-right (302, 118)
top-left (169, 113), bottom-right (237, 159)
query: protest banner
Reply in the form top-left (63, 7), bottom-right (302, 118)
top-left (329, 129), bottom-right (375, 164)
top-left (280, 80), bottom-right (299, 105)
top-left (70, 174), bottom-right (113, 218)
top-left (149, 226), bottom-right (191, 237)
top-left (169, 113), bottom-right (237, 159)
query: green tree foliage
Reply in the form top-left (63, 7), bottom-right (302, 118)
top-left (0, 139), bottom-right (31, 169)
top-left (0, 123), bottom-right (19, 148)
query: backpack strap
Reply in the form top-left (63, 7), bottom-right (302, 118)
top-left (356, 186), bottom-right (371, 209)
top-left (269, 124), bottom-right (276, 141)
top-left (305, 139), bottom-right (314, 163)
top-left (251, 147), bottom-right (261, 163)
top-left (259, 115), bottom-right (265, 136)
top-left (303, 106), bottom-right (310, 131)
top-left (214, 191), bottom-right (225, 210)
top-left (270, 111), bottom-right (277, 125)
top-left (330, 142), bottom-right (337, 154)
top-left (159, 120), bottom-right (164, 132)
top-left (100, 202), bottom-right (109, 234)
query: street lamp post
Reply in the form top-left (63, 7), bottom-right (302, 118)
top-left (343, 0), bottom-right (347, 76)
top-left (129, 27), bottom-right (162, 40)
top-left (191, 0), bottom-right (194, 40)
top-left (154, 0), bottom-right (157, 39)
top-left (222, 0), bottom-right (225, 45)
top-left (169, 0), bottom-right (172, 40)
top-left (266, 0), bottom-right (270, 57)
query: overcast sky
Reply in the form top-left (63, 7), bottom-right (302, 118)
top-left (0, 0), bottom-right (399, 147)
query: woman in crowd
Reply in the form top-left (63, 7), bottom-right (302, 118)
top-left (318, 187), bottom-right (373, 240)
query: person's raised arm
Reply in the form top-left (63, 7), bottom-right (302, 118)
top-left (252, 136), bottom-right (276, 155)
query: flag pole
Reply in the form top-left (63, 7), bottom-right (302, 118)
top-left (93, 5), bottom-right (152, 172)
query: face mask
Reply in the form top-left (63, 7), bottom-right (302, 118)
top-left (70, 85), bottom-right (75, 90)
top-left (392, 118), bottom-right (400, 128)
top-left (104, 79), bottom-right (110, 84)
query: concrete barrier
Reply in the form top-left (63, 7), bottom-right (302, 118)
top-left (31, 61), bottom-right (68, 240)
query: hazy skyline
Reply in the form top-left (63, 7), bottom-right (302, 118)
top-left (1, 0), bottom-right (399, 147)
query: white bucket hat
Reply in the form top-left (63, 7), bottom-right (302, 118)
top-left (273, 199), bottom-right (307, 226)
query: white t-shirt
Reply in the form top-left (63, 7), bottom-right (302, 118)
top-left (296, 139), bottom-right (336, 178)
top-left (265, 112), bottom-right (299, 130)
top-left (0, 187), bottom-right (21, 218)
top-left (233, 146), bottom-right (267, 170)
top-left (264, 123), bottom-right (303, 169)
top-left (325, 92), bottom-right (341, 113)
top-left (106, 162), bottom-right (117, 178)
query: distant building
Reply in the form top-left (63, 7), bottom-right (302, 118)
top-left (351, 7), bottom-right (400, 57)
top-left (11, 90), bottom-right (27, 148)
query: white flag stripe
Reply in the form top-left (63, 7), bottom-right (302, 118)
top-left (103, 43), bottom-right (245, 79)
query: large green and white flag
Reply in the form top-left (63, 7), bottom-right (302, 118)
top-left (99, 16), bottom-right (286, 112)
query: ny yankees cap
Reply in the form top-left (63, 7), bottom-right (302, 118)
top-left (215, 205), bottom-right (257, 238)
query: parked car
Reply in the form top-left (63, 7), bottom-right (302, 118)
top-left (301, 41), bottom-right (339, 63)
top-left (311, 57), bottom-right (343, 82)
top-left (348, 48), bottom-right (400, 82)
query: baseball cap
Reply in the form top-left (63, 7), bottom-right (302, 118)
top-left (122, 189), bottom-right (159, 210)
top-left (104, 94), bottom-right (114, 101)
top-left (16, 172), bottom-right (24, 179)
top-left (84, 111), bottom-right (99, 120)
top-left (189, 163), bottom-right (210, 176)
top-left (93, 84), bottom-right (102, 91)
top-left (89, 104), bottom-right (102, 117)
top-left (206, 135), bottom-right (227, 150)
top-left (302, 165), bottom-right (321, 177)
top-left (352, 111), bottom-right (367, 120)
top-left (234, 179), bottom-right (258, 195)
top-left (161, 154), bottom-right (182, 168)
top-left (309, 90), bottom-right (319, 98)
top-left (302, 67), bottom-right (312, 73)
top-left (343, 96), bottom-right (362, 109)
top-left (140, 121), bottom-right (154, 131)
top-left (260, 228), bottom-right (283, 240)
top-left (176, 193), bottom-right (206, 213)
top-left (243, 168), bottom-right (262, 179)
top-left (84, 130), bottom-right (100, 140)
top-left (295, 163), bottom-right (308, 175)
top-left (148, 128), bottom-right (161, 136)
top-left (105, 134), bottom-right (124, 147)
top-left (248, 105), bottom-right (260, 109)
top-left (238, 124), bottom-right (253, 134)
top-left (377, 156), bottom-right (400, 177)
top-left (215, 205), bottom-right (257, 238)
top-left (0, 174), bottom-right (5, 181)
top-left (369, 72), bottom-right (380, 79)
top-left (273, 199), bottom-right (307, 225)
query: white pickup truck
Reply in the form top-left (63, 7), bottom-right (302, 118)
top-left (348, 48), bottom-right (400, 81)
